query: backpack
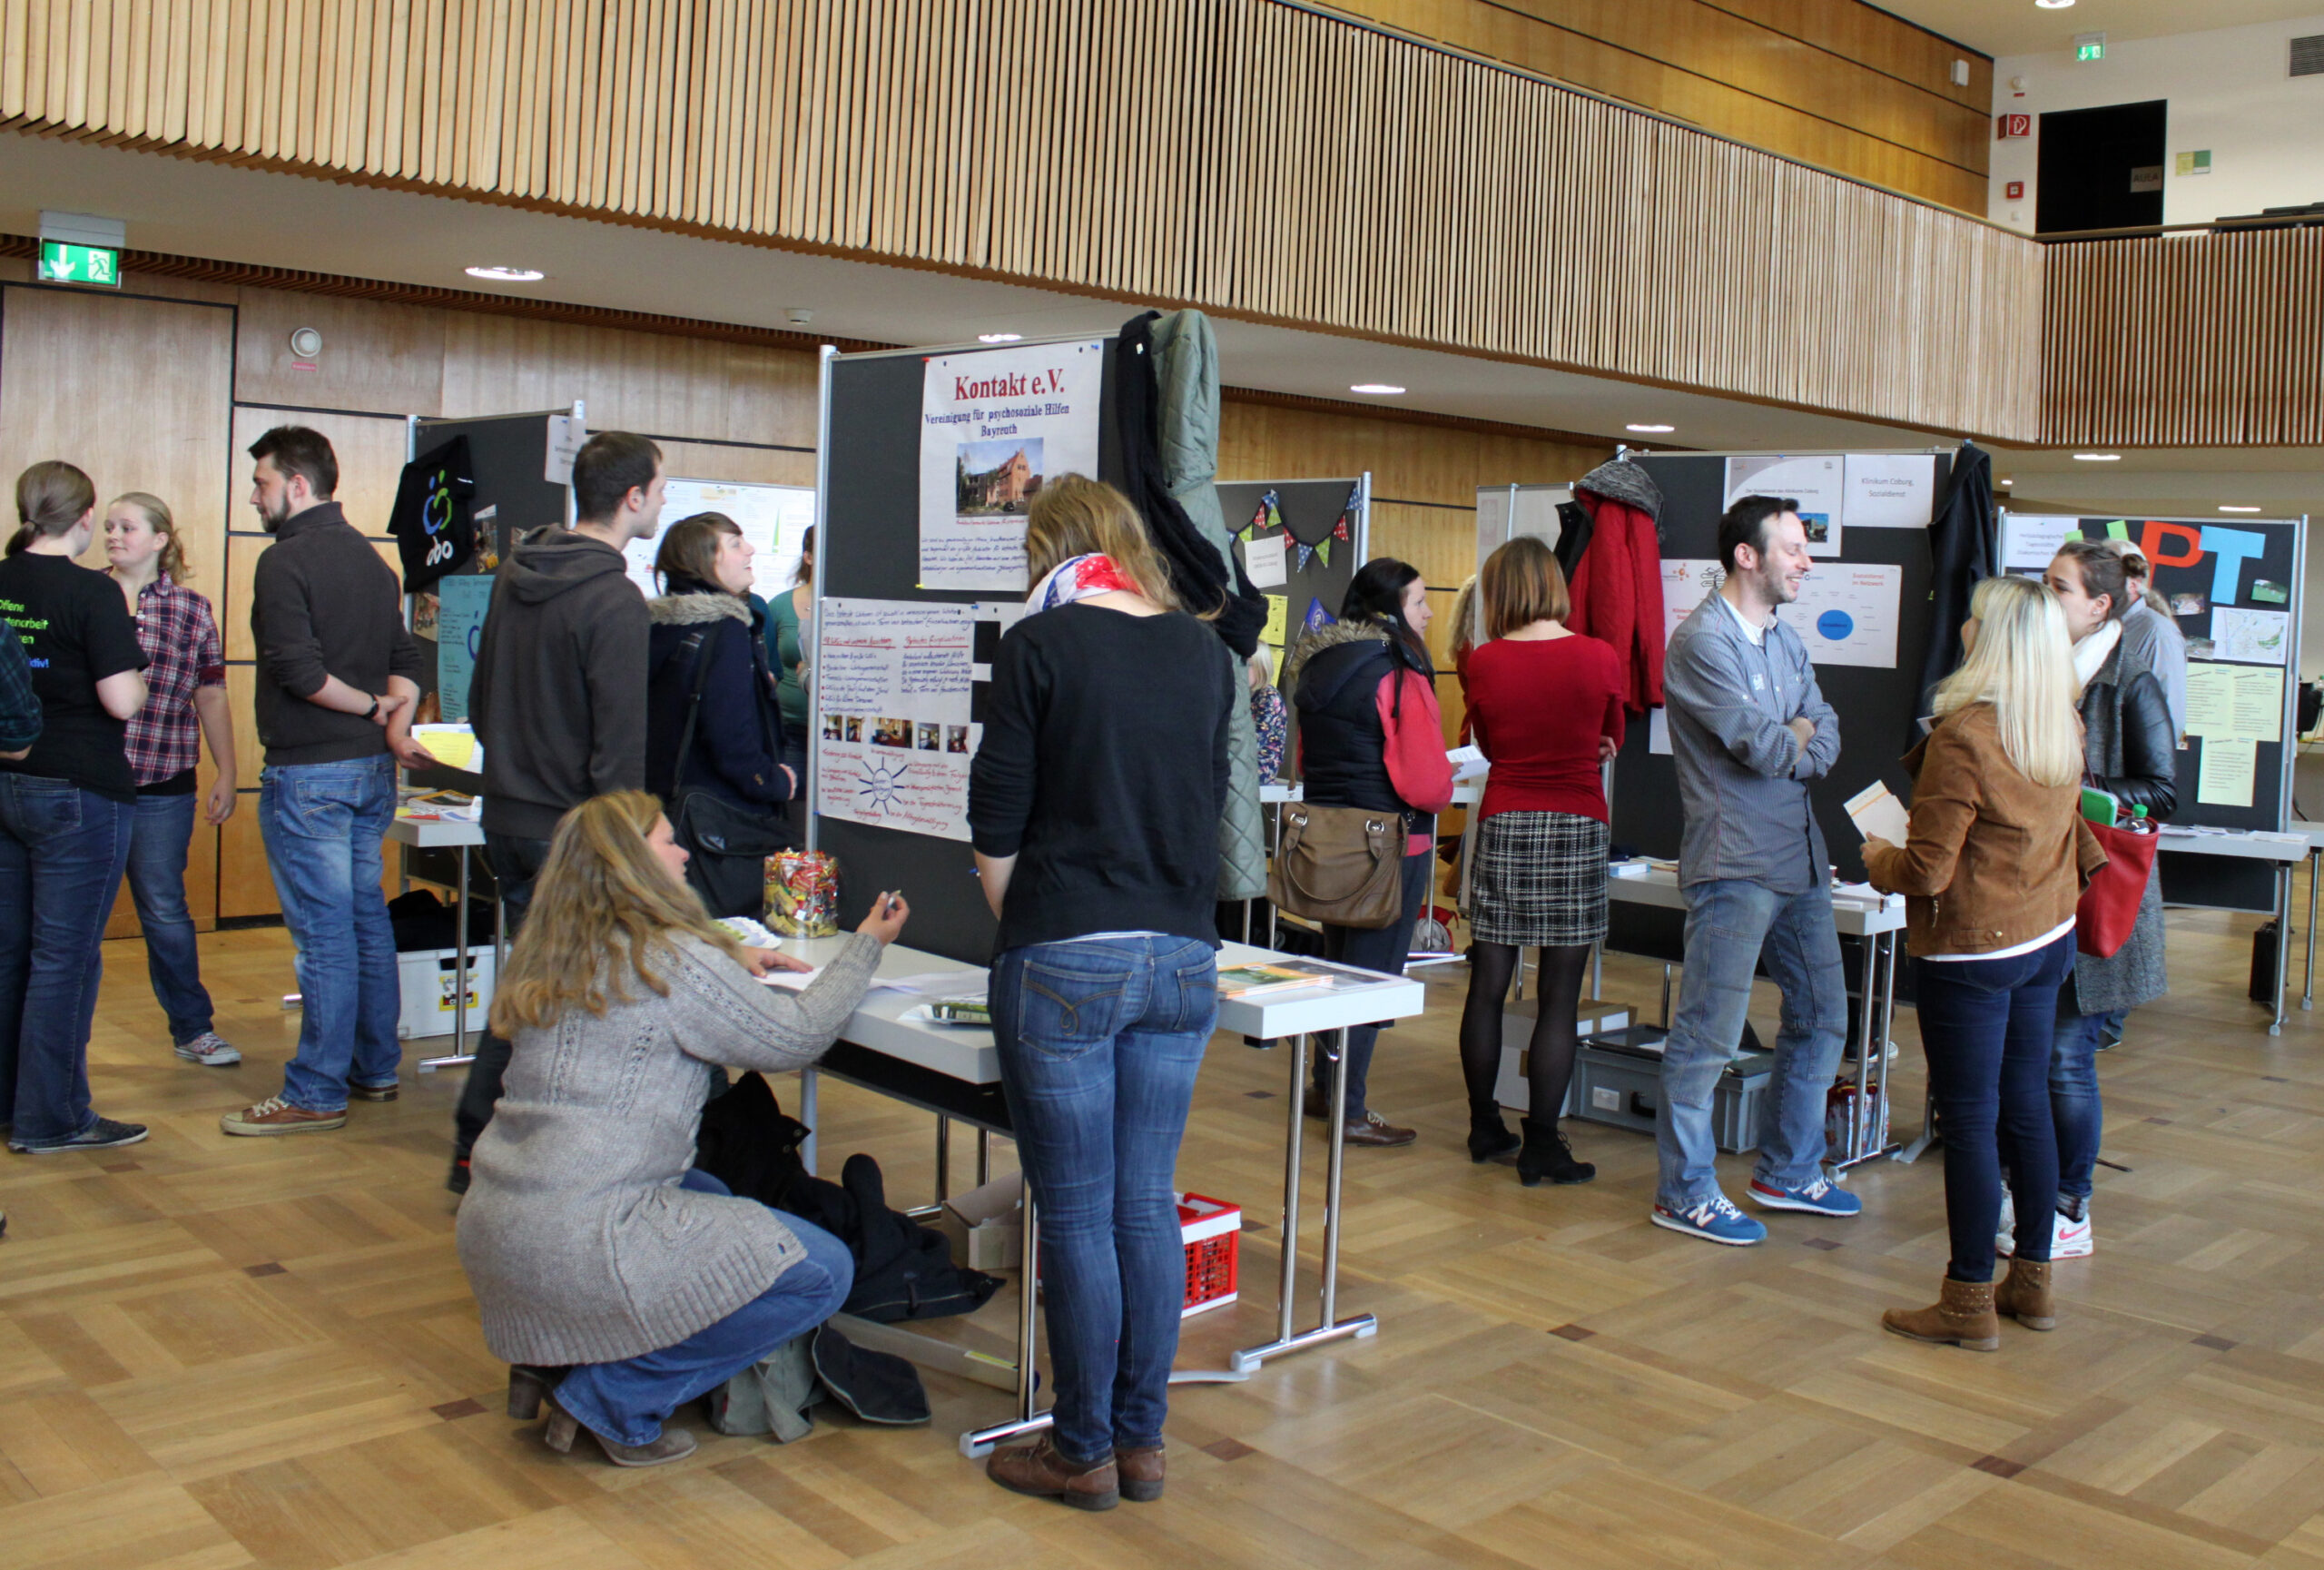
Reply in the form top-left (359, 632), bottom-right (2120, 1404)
top-left (694, 1073), bottom-right (1001, 1324)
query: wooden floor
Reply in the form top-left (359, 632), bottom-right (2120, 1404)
top-left (9, 893), bottom-right (2324, 1570)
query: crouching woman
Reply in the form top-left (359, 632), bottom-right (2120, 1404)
top-left (455, 791), bottom-right (908, 1465)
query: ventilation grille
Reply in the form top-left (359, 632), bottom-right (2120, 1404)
top-left (2293, 35), bottom-right (2324, 77)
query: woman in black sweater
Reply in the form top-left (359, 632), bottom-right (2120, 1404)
top-left (968, 474), bottom-right (1234, 1511)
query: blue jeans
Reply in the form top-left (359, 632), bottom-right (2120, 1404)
top-left (0, 777), bottom-right (133, 1143)
top-left (2052, 983), bottom-right (2103, 1203)
top-left (1317, 849), bottom-right (1431, 1118)
top-left (1913, 934), bottom-right (2074, 1279)
top-left (1656, 878), bottom-right (1847, 1209)
top-left (260, 756), bottom-right (401, 1111)
top-left (553, 1170), bottom-right (853, 1447)
top-left (127, 790), bottom-right (216, 1043)
top-left (991, 935), bottom-right (1218, 1464)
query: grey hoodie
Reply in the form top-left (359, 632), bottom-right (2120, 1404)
top-left (469, 527), bottom-right (651, 840)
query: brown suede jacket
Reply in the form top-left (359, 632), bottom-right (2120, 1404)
top-left (1862, 703), bottom-right (2107, 959)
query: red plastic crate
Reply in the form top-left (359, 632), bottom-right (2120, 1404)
top-left (1177, 1192), bottom-right (1240, 1318)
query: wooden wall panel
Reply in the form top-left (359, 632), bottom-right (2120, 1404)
top-left (0, 0), bottom-right (2043, 440)
top-left (2043, 229), bottom-right (2324, 449)
top-left (1332, 0), bottom-right (1992, 211)
top-left (221, 409), bottom-right (408, 661)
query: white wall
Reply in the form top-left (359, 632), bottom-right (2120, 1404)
top-left (1988, 14), bottom-right (2324, 231)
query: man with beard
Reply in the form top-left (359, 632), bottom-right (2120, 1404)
top-left (223, 426), bottom-right (432, 1137)
top-left (1650, 495), bottom-right (1859, 1245)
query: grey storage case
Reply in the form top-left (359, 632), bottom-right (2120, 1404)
top-left (1566, 1025), bottom-right (1774, 1154)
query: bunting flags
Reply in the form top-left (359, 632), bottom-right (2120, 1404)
top-left (1316, 538), bottom-right (1333, 568)
top-left (1295, 542), bottom-right (1315, 572)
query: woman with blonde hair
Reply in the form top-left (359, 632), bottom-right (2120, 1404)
top-left (969, 473), bottom-right (1235, 1508)
top-left (456, 790), bottom-right (909, 1466)
top-left (103, 491), bottom-right (241, 1067)
top-left (1864, 574), bottom-right (2105, 1350)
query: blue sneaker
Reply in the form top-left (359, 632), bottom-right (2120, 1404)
top-left (1650, 1192), bottom-right (1767, 1247)
top-left (1748, 1174), bottom-right (1862, 1217)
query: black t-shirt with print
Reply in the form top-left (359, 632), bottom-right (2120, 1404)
top-left (0, 552), bottom-right (149, 801)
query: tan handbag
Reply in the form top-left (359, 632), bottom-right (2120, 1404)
top-left (1267, 803), bottom-right (1404, 929)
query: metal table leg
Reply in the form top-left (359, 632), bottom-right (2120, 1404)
top-left (2296, 855), bottom-right (2314, 1013)
top-left (1231, 1028), bottom-right (1378, 1372)
top-left (936, 1116), bottom-right (951, 1203)
top-left (1838, 931), bottom-right (1903, 1173)
top-left (798, 1067), bottom-right (819, 1175)
top-left (976, 1129), bottom-right (992, 1186)
top-left (2271, 863), bottom-right (2290, 1035)
top-left (418, 844), bottom-right (479, 1072)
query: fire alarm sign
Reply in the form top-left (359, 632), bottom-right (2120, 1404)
top-left (2005, 181), bottom-right (2024, 200)
top-left (1997, 114), bottom-right (2032, 140)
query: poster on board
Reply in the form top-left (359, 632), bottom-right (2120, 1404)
top-left (1724, 455), bottom-right (1845, 557)
top-left (625, 479), bottom-right (815, 602)
top-left (812, 597), bottom-right (981, 842)
top-left (1842, 454), bottom-right (1937, 528)
top-left (1657, 557), bottom-right (1897, 667)
top-left (918, 341), bottom-right (1104, 590)
top-left (434, 574), bottom-right (494, 722)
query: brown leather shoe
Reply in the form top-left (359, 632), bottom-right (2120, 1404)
top-left (1115, 1443), bottom-right (1165, 1502)
top-left (542, 1394), bottom-right (697, 1466)
top-left (220, 1096), bottom-right (347, 1137)
top-left (1994, 1257), bottom-right (2056, 1330)
top-left (1340, 1111), bottom-right (1416, 1148)
top-left (1302, 1086), bottom-right (1333, 1121)
top-left (1882, 1275), bottom-right (2001, 1351)
top-left (986, 1436), bottom-right (1119, 1510)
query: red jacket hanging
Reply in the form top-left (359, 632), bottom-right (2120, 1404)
top-left (1568, 462), bottom-right (1667, 717)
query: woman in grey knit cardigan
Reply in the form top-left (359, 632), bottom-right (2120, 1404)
top-left (455, 791), bottom-right (909, 1466)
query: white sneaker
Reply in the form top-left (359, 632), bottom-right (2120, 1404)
top-left (2000, 1206), bottom-right (2093, 1260)
top-left (174, 1032), bottom-right (241, 1067)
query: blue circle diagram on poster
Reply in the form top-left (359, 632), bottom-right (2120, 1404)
top-left (1817, 609), bottom-right (1855, 641)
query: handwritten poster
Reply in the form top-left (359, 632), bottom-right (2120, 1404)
top-left (626, 479), bottom-right (814, 602)
top-left (919, 341), bottom-right (1104, 590)
top-left (812, 597), bottom-right (978, 842)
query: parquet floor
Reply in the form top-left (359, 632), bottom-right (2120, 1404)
top-left (9, 891), bottom-right (2324, 1570)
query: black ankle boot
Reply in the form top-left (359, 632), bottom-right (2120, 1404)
top-left (1467, 1106), bottom-right (1521, 1164)
top-left (1516, 1118), bottom-right (1595, 1187)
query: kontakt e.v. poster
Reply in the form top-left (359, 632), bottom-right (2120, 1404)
top-left (919, 341), bottom-right (1103, 591)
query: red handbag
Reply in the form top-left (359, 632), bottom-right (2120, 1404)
top-left (2075, 818), bottom-right (2158, 958)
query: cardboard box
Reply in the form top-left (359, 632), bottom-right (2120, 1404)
top-left (938, 1172), bottom-right (1024, 1271)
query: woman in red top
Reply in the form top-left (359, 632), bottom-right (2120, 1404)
top-left (1457, 537), bottom-right (1625, 1186)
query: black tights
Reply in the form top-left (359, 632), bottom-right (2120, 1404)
top-left (1459, 941), bottom-right (1592, 1126)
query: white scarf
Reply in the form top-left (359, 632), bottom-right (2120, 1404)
top-left (2073, 618), bottom-right (2122, 692)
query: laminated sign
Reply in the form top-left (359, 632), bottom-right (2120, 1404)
top-left (919, 341), bottom-right (1103, 591)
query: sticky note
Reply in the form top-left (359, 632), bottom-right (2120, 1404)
top-left (2197, 739), bottom-right (2257, 807)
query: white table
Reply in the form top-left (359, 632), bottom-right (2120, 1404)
top-left (1606, 864), bottom-right (1907, 1171)
top-left (783, 935), bottom-right (1423, 1456)
top-left (385, 808), bottom-right (492, 1070)
top-left (2156, 828), bottom-right (2309, 1033)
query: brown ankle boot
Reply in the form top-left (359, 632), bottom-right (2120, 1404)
top-left (541, 1393), bottom-right (698, 1466)
top-left (986, 1436), bottom-right (1120, 1510)
top-left (1994, 1257), bottom-right (2056, 1330)
top-left (1882, 1276), bottom-right (2001, 1352)
top-left (1115, 1443), bottom-right (1165, 1502)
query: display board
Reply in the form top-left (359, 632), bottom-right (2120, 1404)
top-left (2000, 510), bottom-right (2307, 912)
top-left (1216, 477), bottom-right (1367, 781)
top-left (625, 478), bottom-right (815, 600)
top-left (810, 338), bottom-right (1126, 966)
top-left (1608, 450), bottom-right (1951, 885)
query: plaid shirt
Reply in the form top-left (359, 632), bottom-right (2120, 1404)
top-left (123, 574), bottom-right (226, 786)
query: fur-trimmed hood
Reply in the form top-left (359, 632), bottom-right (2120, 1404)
top-left (648, 591), bottom-right (752, 627)
top-left (1280, 619), bottom-right (1390, 702)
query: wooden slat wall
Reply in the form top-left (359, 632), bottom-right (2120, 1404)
top-left (2043, 229), bottom-right (2324, 449)
top-left (0, 0), bottom-right (2043, 439)
top-left (1326, 0), bottom-right (1994, 213)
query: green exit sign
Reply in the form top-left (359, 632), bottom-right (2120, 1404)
top-left (2074, 31), bottom-right (2106, 61)
top-left (38, 241), bottom-right (120, 287)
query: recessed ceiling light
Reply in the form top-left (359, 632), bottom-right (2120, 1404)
top-left (2072, 452), bottom-right (2121, 461)
top-left (1350, 383), bottom-right (1405, 396)
top-left (1998, 477), bottom-right (2014, 485)
top-left (2034, 0), bottom-right (2074, 10)
top-left (977, 332), bottom-right (1022, 343)
top-left (1626, 423), bottom-right (1675, 434)
top-left (465, 265), bottom-right (545, 282)
top-left (2220, 504), bottom-right (2261, 513)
